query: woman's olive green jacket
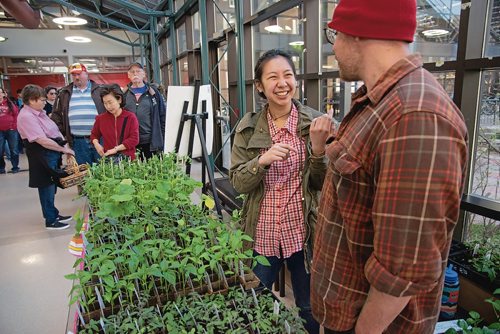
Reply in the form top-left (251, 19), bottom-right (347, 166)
top-left (229, 99), bottom-right (327, 268)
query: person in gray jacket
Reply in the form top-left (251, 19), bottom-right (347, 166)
top-left (123, 62), bottom-right (166, 159)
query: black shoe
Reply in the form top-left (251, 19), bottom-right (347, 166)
top-left (46, 221), bottom-right (70, 230)
top-left (0, 169), bottom-right (5, 174)
top-left (57, 215), bottom-right (72, 223)
top-left (11, 167), bottom-right (20, 174)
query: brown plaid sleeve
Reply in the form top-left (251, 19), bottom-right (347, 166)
top-left (365, 111), bottom-right (468, 297)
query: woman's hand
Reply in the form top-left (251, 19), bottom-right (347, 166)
top-left (258, 143), bottom-right (297, 168)
top-left (310, 110), bottom-right (337, 156)
top-left (63, 147), bottom-right (75, 156)
top-left (104, 147), bottom-right (119, 157)
top-left (93, 141), bottom-right (105, 157)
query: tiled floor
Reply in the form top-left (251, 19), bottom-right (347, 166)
top-left (0, 155), bottom-right (301, 333)
top-left (0, 154), bottom-right (86, 334)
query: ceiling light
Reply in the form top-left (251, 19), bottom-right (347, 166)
top-left (71, 10), bottom-right (81, 16)
top-left (289, 41), bottom-right (304, 46)
top-left (422, 29), bottom-right (450, 37)
top-left (264, 25), bottom-right (283, 33)
top-left (78, 58), bottom-right (97, 62)
top-left (53, 17), bottom-right (87, 25)
top-left (65, 36), bottom-right (91, 43)
top-left (0, 36), bottom-right (7, 42)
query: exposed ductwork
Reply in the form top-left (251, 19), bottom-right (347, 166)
top-left (0, 0), bottom-right (41, 29)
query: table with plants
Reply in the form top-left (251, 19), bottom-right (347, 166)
top-left (65, 154), bottom-right (307, 333)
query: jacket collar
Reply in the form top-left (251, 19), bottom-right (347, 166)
top-left (239, 99), bottom-right (315, 149)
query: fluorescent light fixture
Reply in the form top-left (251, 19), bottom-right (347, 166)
top-left (65, 36), bottom-right (91, 43)
top-left (422, 29), bottom-right (450, 37)
top-left (289, 41), bottom-right (304, 46)
top-left (0, 36), bottom-right (7, 42)
top-left (322, 65), bottom-right (334, 69)
top-left (53, 16), bottom-right (87, 25)
top-left (264, 25), bottom-right (283, 33)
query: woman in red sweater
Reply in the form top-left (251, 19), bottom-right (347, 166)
top-left (91, 84), bottom-right (139, 161)
top-left (0, 87), bottom-right (20, 173)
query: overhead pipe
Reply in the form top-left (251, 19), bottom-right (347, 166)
top-left (0, 0), bottom-right (41, 29)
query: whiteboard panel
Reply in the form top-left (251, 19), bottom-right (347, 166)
top-left (164, 85), bottom-right (213, 158)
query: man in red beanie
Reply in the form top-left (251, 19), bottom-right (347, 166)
top-left (311, 1), bottom-right (469, 333)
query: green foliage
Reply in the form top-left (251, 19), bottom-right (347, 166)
top-left (465, 239), bottom-right (500, 282)
top-left (66, 154), bottom-right (278, 331)
top-left (445, 289), bottom-right (500, 334)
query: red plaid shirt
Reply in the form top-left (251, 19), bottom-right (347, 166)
top-left (311, 55), bottom-right (468, 333)
top-left (254, 104), bottom-right (306, 259)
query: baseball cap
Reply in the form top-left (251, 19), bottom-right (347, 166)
top-left (128, 62), bottom-right (144, 71)
top-left (328, 0), bottom-right (417, 43)
top-left (69, 63), bottom-right (87, 74)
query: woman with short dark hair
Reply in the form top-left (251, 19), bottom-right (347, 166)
top-left (91, 84), bottom-right (139, 160)
top-left (17, 84), bottom-right (75, 230)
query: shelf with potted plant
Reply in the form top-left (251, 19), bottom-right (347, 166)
top-left (66, 154), bottom-right (305, 333)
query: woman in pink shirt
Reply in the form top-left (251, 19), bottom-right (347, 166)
top-left (17, 84), bottom-right (75, 230)
top-left (91, 84), bottom-right (139, 161)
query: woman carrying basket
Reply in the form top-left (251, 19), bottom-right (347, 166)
top-left (17, 84), bottom-right (75, 230)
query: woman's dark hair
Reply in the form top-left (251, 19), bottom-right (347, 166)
top-left (0, 87), bottom-right (16, 112)
top-left (253, 49), bottom-right (296, 99)
top-left (22, 84), bottom-right (44, 105)
top-left (100, 84), bottom-right (125, 108)
top-left (44, 85), bottom-right (57, 97)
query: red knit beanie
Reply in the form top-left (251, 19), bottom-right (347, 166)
top-left (328, 0), bottom-right (417, 43)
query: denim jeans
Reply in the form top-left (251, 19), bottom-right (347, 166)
top-left (37, 150), bottom-right (61, 225)
top-left (253, 250), bottom-right (320, 334)
top-left (0, 129), bottom-right (19, 171)
top-left (72, 136), bottom-right (100, 165)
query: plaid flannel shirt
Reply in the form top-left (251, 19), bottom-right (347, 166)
top-left (311, 54), bottom-right (468, 333)
top-left (254, 104), bottom-right (306, 259)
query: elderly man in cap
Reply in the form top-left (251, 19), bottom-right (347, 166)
top-left (123, 62), bottom-right (166, 159)
top-left (52, 62), bottom-right (105, 165)
top-left (311, 1), bottom-right (468, 333)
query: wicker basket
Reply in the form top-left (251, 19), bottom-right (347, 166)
top-left (59, 156), bottom-right (88, 189)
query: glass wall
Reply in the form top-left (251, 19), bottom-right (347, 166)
top-left (252, 0), bottom-right (281, 14)
top-left (485, 0), bottom-right (500, 57)
top-left (177, 56), bottom-right (189, 85)
top-left (214, 0), bottom-right (236, 33)
top-left (252, 5), bottom-right (304, 74)
top-left (177, 22), bottom-right (187, 53)
top-left (412, 0), bottom-right (461, 62)
top-left (432, 71), bottom-right (456, 98)
top-left (471, 69), bottom-right (500, 203)
top-left (192, 12), bottom-right (201, 46)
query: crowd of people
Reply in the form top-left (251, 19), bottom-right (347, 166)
top-left (2, 61), bottom-right (166, 231)
top-left (1, 0), bottom-right (471, 333)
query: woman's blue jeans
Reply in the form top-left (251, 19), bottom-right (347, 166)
top-left (0, 129), bottom-right (19, 171)
top-left (253, 250), bottom-right (320, 334)
top-left (37, 150), bottom-right (61, 225)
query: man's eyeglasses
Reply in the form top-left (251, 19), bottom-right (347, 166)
top-left (324, 27), bottom-right (337, 45)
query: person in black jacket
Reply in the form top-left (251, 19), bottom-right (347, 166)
top-left (123, 62), bottom-right (166, 159)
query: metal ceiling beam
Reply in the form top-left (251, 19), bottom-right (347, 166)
top-left (108, 0), bottom-right (172, 17)
top-left (49, 0), bottom-right (149, 33)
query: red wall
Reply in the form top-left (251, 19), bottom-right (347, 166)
top-left (89, 73), bottom-right (129, 88)
top-left (8, 74), bottom-right (66, 96)
top-left (6, 72), bottom-right (129, 97)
